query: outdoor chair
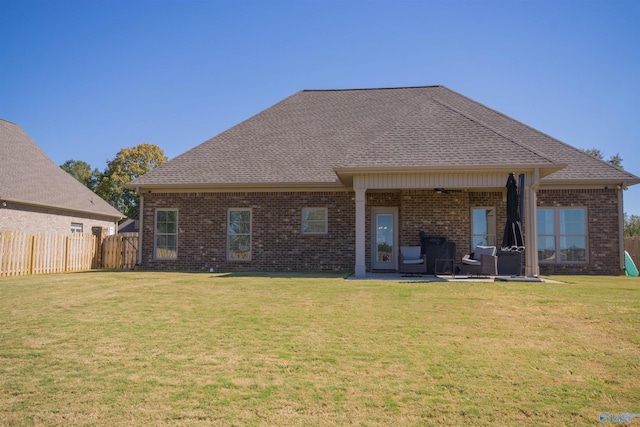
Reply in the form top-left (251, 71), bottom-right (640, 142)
top-left (399, 246), bottom-right (427, 275)
top-left (460, 245), bottom-right (498, 276)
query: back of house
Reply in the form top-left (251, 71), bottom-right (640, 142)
top-left (127, 86), bottom-right (640, 276)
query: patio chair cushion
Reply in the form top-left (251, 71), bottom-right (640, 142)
top-left (461, 254), bottom-right (480, 266)
top-left (474, 245), bottom-right (497, 259)
top-left (462, 246), bottom-right (497, 266)
top-left (400, 246), bottom-right (423, 264)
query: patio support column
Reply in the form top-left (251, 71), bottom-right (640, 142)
top-left (523, 169), bottom-right (540, 277)
top-left (354, 186), bottom-right (367, 277)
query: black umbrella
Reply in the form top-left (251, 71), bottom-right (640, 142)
top-left (501, 173), bottom-right (524, 251)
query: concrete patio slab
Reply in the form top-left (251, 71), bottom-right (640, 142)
top-left (347, 272), bottom-right (550, 282)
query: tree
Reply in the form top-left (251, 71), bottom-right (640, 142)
top-left (609, 153), bottom-right (623, 169)
top-left (583, 148), bottom-right (623, 169)
top-left (95, 143), bottom-right (167, 218)
top-left (60, 160), bottom-right (102, 191)
top-left (625, 213), bottom-right (640, 237)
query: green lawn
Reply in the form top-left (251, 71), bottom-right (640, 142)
top-left (1, 272), bottom-right (638, 426)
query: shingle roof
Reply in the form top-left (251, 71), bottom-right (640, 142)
top-left (130, 86), bottom-right (639, 187)
top-left (0, 119), bottom-right (122, 219)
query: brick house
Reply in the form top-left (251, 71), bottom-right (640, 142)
top-left (127, 86), bottom-right (640, 276)
top-left (0, 119), bottom-right (122, 235)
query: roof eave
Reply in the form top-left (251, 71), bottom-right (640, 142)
top-left (125, 181), bottom-right (348, 193)
top-left (540, 177), bottom-right (640, 190)
top-left (334, 163), bottom-right (566, 186)
top-left (0, 197), bottom-right (123, 220)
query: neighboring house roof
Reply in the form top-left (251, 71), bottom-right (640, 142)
top-left (118, 213), bottom-right (139, 233)
top-left (118, 219), bottom-right (138, 233)
top-left (129, 86), bottom-right (640, 189)
top-left (0, 119), bottom-right (122, 219)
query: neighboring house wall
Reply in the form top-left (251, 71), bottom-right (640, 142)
top-left (141, 188), bottom-right (622, 275)
top-left (537, 188), bottom-right (621, 276)
top-left (0, 202), bottom-right (117, 235)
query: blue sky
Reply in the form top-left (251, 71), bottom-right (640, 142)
top-left (2, 0), bottom-right (639, 215)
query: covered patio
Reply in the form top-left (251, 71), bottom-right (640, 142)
top-left (336, 166), bottom-right (564, 279)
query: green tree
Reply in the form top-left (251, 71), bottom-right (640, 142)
top-left (625, 213), bottom-right (640, 237)
top-left (583, 148), bottom-right (623, 169)
top-left (609, 153), bottom-right (623, 169)
top-left (60, 160), bottom-right (102, 191)
top-left (95, 143), bottom-right (167, 218)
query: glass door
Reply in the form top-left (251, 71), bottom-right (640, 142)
top-left (371, 207), bottom-right (398, 270)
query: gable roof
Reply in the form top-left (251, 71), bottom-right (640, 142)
top-left (129, 86), bottom-right (639, 189)
top-left (0, 119), bottom-right (122, 219)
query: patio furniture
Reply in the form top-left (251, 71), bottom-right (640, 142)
top-left (461, 245), bottom-right (498, 276)
top-left (399, 246), bottom-right (427, 275)
top-left (419, 232), bottom-right (457, 275)
top-left (435, 258), bottom-right (456, 277)
top-left (497, 250), bottom-right (523, 276)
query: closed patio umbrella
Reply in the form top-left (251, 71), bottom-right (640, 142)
top-left (501, 173), bottom-right (524, 251)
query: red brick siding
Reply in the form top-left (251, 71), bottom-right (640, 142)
top-left (537, 188), bottom-right (622, 275)
top-left (363, 190), bottom-right (503, 270)
top-left (141, 192), bottom-right (355, 272)
top-left (140, 188), bottom-right (622, 275)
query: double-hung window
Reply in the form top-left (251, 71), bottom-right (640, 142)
top-left (70, 222), bottom-right (83, 234)
top-left (301, 207), bottom-right (327, 234)
top-left (471, 207), bottom-right (496, 251)
top-left (155, 209), bottom-right (178, 260)
top-left (537, 207), bottom-right (587, 263)
top-left (228, 208), bottom-right (251, 261)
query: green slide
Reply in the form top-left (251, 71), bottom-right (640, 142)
top-left (625, 251), bottom-right (639, 277)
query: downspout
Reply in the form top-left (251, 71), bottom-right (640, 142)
top-left (618, 183), bottom-right (626, 272)
top-left (137, 186), bottom-right (144, 267)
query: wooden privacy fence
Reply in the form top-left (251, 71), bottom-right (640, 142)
top-left (625, 236), bottom-right (640, 266)
top-left (0, 231), bottom-right (97, 277)
top-left (1, 230), bottom-right (140, 277)
top-left (101, 232), bottom-right (139, 270)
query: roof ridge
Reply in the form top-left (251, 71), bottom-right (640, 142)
top-left (430, 95), bottom-right (557, 165)
top-left (302, 85), bottom-right (443, 93)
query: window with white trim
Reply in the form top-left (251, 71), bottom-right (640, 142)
top-left (301, 207), bottom-right (328, 234)
top-left (471, 207), bottom-right (496, 251)
top-left (228, 208), bottom-right (251, 261)
top-left (537, 207), bottom-right (587, 263)
top-left (70, 222), bottom-right (83, 234)
top-left (155, 209), bottom-right (178, 260)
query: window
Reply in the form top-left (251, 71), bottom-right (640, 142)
top-left (228, 208), bottom-right (251, 261)
top-left (537, 208), bottom-right (587, 263)
top-left (155, 209), bottom-right (178, 260)
top-left (301, 207), bottom-right (327, 234)
top-left (70, 222), bottom-right (83, 234)
top-left (471, 208), bottom-right (496, 251)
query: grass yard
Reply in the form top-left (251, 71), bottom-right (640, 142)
top-left (1, 272), bottom-right (639, 426)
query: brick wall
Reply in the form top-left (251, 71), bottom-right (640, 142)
top-left (538, 188), bottom-right (622, 275)
top-left (395, 190), bottom-right (503, 263)
top-left (141, 188), bottom-right (622, 275)
top-left (141, 191), bottom-right (355, 272)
